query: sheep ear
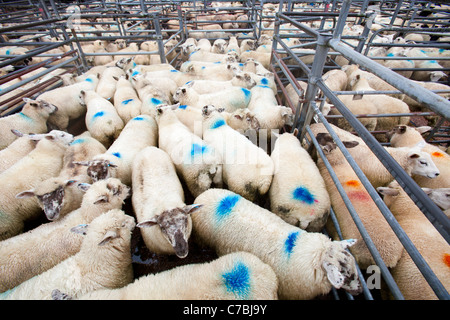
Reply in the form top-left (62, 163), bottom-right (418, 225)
top-left (421, 187), bottom-right (432, 195)
top-left (416, 126), bottom-right (432, 134)
top-left (377, 187), bottom-right (400, 197)
top-left (51, 289), bottom-right (72, 300)
top-left (322, 261), bottom-right (345, 289)
top-left (73, 161), bottom-right (91, 166)
top-left (22, 97), bottom-right (32, 103)
top-left (77, 183), bottom-right (91, 192)
top-left (98, 230), bottom-right (119, 246)
top-left (16, 190), bottom-right (36, 198)
top-left (65, 179), bottom-right (78, 187)
top-left (339, 239), bottom-right (357, 249)
top-left (70, 224), bottom-right (89, 235)
top-left (183, 204), bottom-right (203, 215)
top-left (136, 217), bottom-right (158, 228)
top-left (93, 195), bottom-right (109, 204)
top-left (11, 129), bottom-right (24, 137)
top-left (343, 140), bottom-right (359, 148)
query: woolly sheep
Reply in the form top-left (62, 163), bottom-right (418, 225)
top-left (95, 66), bottom-right (125, 102)
top-left (329, 94), bottom-right (378, 132)
top-left (37, 73), bottom-right (100, 130)
top-left (226, 36), bottom-right (240, 54)
top-left (0, 209), bottom-right (135, 300)
top-left (182, 73), bottom-right (256, 94)
top-left (269, 130), bottom-right (331, 232)
top-left (0, 98), bottom-right (57, 150)
top-left (131, 146), bottom-right (202, 258)
top-left (0, 178), bottom-right (129, 292)
top-left (76, 115), bottom-right (157, 186)
top-left (0, 130), bottom-right (73, 240)
top-left (155, 105), bottom-right (223, 197)
top-left (422, 187), bottom-right (450, 217)
top-left (189, 50), bottom-right (239, 64)
top-left (310, 123), bottom-right (440, 189)
top-left (323, 69), bottom-right (348, 93)
top-left (113, 76), bottom-right (142, 123)
top-left (401, 80), bottom-right (450, 112)
top-left (131, 75), bottom-right (172, 117)
top-left (349, 74), bottom-right (410, 136)
top-left (202, 105), bottom-right (274, 201)
top-left (179, 38), bottom-right (198, 61)
top-left (135, 72), bottom-right (178, 98)
top-left (196, 38), bottom-right (212, 52)
top-left (0, 130), bottom-right (37, 173)
top-left (386, 125), bottom-right (450, 189)
top-left (382, 52), bottom-right (415, 79)
top-left (81, 90), bottom-right (124, 147)
top-left (211, 38), bottom-right (228, 54)
top-left (173, 81), bottom-right (251, 113)
top-left (377, 181), bottom-right (450, 300)
top-left (239, 50), bottom-right (271, 69)
top-left (312, 131), bottom-right (404, 269)
top-left (191, 188), bottom-right (362, 299)
top-left (240, 39), bottom-right (256, 53)
top-left (247, 85), bottom-right (293, 130)
top-left (16, 133), bottom-right (107, 220)
top-left (68, 252), bottom-right (278, 300)
top-left (181, 60), bottom-right (242, 81)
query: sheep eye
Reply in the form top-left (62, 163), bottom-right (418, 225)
top-left (419, 160), bottom-right (428, 166)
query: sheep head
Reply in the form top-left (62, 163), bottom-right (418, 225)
top-left (74, 159), bottom-right (118, 182)
top-left (137, 204), bottom-right (203, 258)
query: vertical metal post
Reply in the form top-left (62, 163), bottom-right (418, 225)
top-left (332, 0), bottom-right (352, 40)
top-left (389, 0), bottom-right (403, 27)
top-left (153, 13), bottom-right (167, 64)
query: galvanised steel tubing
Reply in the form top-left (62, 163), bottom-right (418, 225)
top-left (304, 123), bottom-right (404, 300)
top-left (328, 39), bottom-right (450, 120)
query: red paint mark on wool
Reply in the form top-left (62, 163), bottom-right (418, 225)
top-left (432, 151), bottom-right (444, 158)
top-left (443, 253), bottom-right (450, 268)
top-left (347, 191), bottom-right (371, 202)
top-left (345, 180), bottom-right (361, 187)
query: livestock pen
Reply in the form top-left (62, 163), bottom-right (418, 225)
top-left (0, 0), bottom-right (449, 301)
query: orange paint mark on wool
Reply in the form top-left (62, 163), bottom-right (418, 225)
top-left (443, 253), bottom-right (450, 268)
top-left (432, 151), bottom-right (444, 158)
top-left (345, 180), bottom-right (361, 187)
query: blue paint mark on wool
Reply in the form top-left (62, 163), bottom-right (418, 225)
top-left (215, 194), bottom-right (240, 221)
top-left (18, 112), bottom-right (32, 122)
top-left (241, 87), bottom-right (251, 99)
top-left (132, 116), bottom-right (145, 121)
top-left (387, 53), bottom-right (395, 57)
top-left (121, 98), bottom-right (134, 105)
top-left (190, 143), bottom-right (207, 157)
top-left (221, 261), bottom-right (251, 299)
top-left (85, 77), bottom-right (93, 83)
top-left (292, 186), bottom-right (316, 205)
top-left (260, 77), bottom-right (269, 85)
top-left (112, 152), bottom-right (121, 158)
top-left (284, 231), bottom-right (300, 258)
top-left (70, 138), bottom-right (86, 145)
top-left (93, 111), bottom-right (105, 118)
top-left (150, 97), bottom-right (162, 105)
top-left (178, 104), bottom-right (188, 110)
top-left (131, 70), bottom-right (140, 77)
top-left (211, 118), bottom-right (226, 129)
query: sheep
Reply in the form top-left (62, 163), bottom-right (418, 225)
top-left (422, 187), bottom-right (450, 217)
top-left (239, 50), bottom-right (272, 69)
top-left (323, 68), bottom-right (348, 93)
top-left (247, 85), bottom-right (293, 130)
top-left (113, 76), bottom-right (142, 123)
top-left (0, 130), bottom-right (37, 173)
top-left (329, 94), bottom-right (378, 132)
top-left (0, 98), bottom-right (58, 150)
top-left (16, 133), bottom-right (107, 220)
top-left (211, 38), bottom-right (228, 54)
top-left (131, 146), bottom-right (203, 258)
top-left (76, 114), bottom-right (158, 186)
top-left (181, 73), bottom-right (256, 94)
top-left (173, 81), bottom-right (251, 113)
top-left (242, 57), bottom-right (273, 77)
top-left (133, 72), bottom-right (178, 99)
top-left (182, 61), bottom-right (241, 81)
top-left (404, 48), bottom-right (447, 82)
top-left (240, 39), bottom-right (257, 53)
top-left (269, 130), bottom-right (331, 232)
top-left (95, 66), bottom-right (125, 102)
top-left (0, 130), bottom-right (73, 240)
top-left (36, 73), bottom-right (100, 130)
top-left (0, 209), bottom-right (135, 300)
top-left (189, 50), bottom-right (239, 64)
top-left (386, 125), bottom-right (450, 189)
top-left (401, 80), bottom-right (450, 112)
top-left (81, 90), bottom-right (125, 147)
top-left (130, 75), bottom-right (172, 117)
top-left (179, 38), bottom-right (198, 61)
top-left (382, 52), bottom-right (415, 79)
top-left (349, 74), bottom-right (410, 136)
top-left (310, 123), bottom-right (440, 189)
top-left (191, 188), bottom-right (362, 300)
top-left (67, 252), bottom-right (278, 300)
top-left (226, 36), bottom-right (240, 54)
top-left (0, 178), bottom-right (129, 292)
top-left (155, 105), bottom-right (223, 197)
top-left (202, 105), bottom-right (274, 201)
top-left (377, 181), bottom-right (450, 300)
top-left (312, 131), bottom-right (404, 269)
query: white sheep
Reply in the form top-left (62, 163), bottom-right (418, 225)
top-left (0, 130), bottom-right (37, 173)
top-left (37, 73), bottom-right (100, 130)
top-left (155, 105), bottom-right (223, 197)
top-left (181, 73), bottom-right (256, 94)
top-left (269, 130), bottom-right (331, 232)
top-left (239, 50), bottom-right (271, 69)
top-left (69, 252), bottom-right (278, 300)
top-left (240, 39), bottom-right (256, 53)
top-left (202, 105), bottom-right (274, 201)
top-left (131, 75), bottom-right (172, 117)
top-left (173, 81), bottom-right (251, 113)
top-left (377, 181), bottom-right (450, 300)
top-left (131, 146), bottom-right (203, 258)
top-left (0, 130), bottom-right (73, 240)
top-left (189, 50), bottom-right (239, 64)
top-left (81, 90), bottom-right (124, 147)
top-left (113, 76), bottom-right (142, 123)
top-left (196, 38), bottom-right (212, 52)
top-left (181, 60), bottom-right (242, 81)
top-left (422, 187), bottom-right (450, 217)
top-left (191, 188), bottom-right (362, 300)
top-left (247, 85), bottom-right (293, 130)
top-left (95, 66), bottom-right (125, 102)
top-left (386, 125), bottom-right (450, 189)
top-left (179, 38), bottom-right (198, 61)
top-left (310, 123), bottom-right (440, 189)
top-left (0, 98), bottom-right (58, 150)
top-left (0, 209), bottom-right (135, 300)
top-left (312, 131), bottom-right (404, 269)
top-left (0, 178), bottom-right (130, 292)
top-left (16, 133), bottom-right (107, 220)
top-left (76, 114), bottom-right (158, 186)
top-left (226, 36), bottom-right (240, 54)
top-left (211, 38), bottom-right (228, 54)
